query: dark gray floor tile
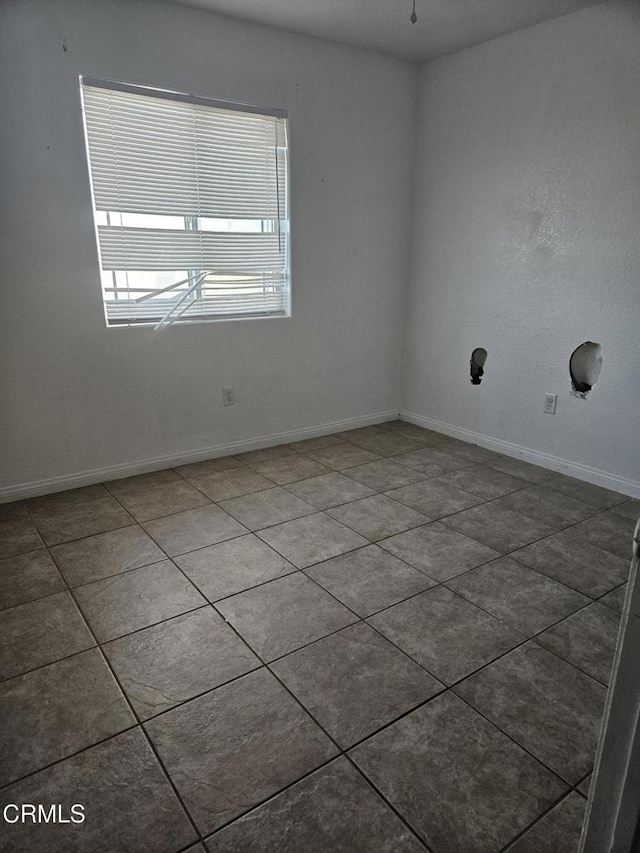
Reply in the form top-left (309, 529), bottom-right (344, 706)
top-left (175, 534), bottom-right (295, 601)
top-left (535, 603), bottom-right (621, 684)
top-left (378, 421), bottom-right (447, 444)
top-left (446, 557), bottom-right (589, 637)
top-left (513, 528), bottom-right (630, 597)
top-left (103, 607), bottom-right (260, 720)
top-left (327, 495), bottom-right (430, 541)
top-left (0, 648), bottom-right (134, 786)
top-left (346, 430), bottom-right (425, 457)
top-left (306, 544), bottom-right (435, 617)
top-left (234, 444), bottom-right (298, 464)
top-left (288, 434), bottom-right (345, 452)
top-left (350, 691), bottom-right (566, 853)
top-left (26, 484), bottom-right (109, 512)
top-left (50, 525), bottom-right (165, 587)
top-left (0, 501), bottom-right (29, 522)
top-left (369, 586), bottom-right (522, 685)
top-left (545, 475), bottom-right (628, 510)
top-left (219, 487), bottom-right (315, 530)
top-left (599, 583), bottom-right (627, 613)
top-left (442, 502), bottom-right (557, 553)
top-left (285, 472), bottom-right (375, 510)
top-left (104, 468), bottom-right (182, 499)
top-left (0, 592), bottom-right (94, 679)
top-left (30, 497), bottom-right (133, 546)
top-left (493, 486), bottom-right (598, 528)
top-left (189, 467), bottom-right (273, 501)
top-left (380, 521), bottom-right (499, 581)
top-left (272, 622), bottom-right (442, 747)
top-left (338, 426), bottom-right (387, 442)
top-left (386, 478), bottom-right (482, 518)
top-left (146, 668), bottom-right (336, 835)
top-left (207, 758), bottom-right (425, 853)
top-left (455, 643), bottom-right (606, 783)
top-left (577, 774), bottom-right (591, 797)
top-left (439, 464), bottom-right (527, 499)
top-left (505, 791), bottom-right (586, 853)
top-left (74, 560), bottom-right (206, 642)
top-left (115, 481), bottom-right (211, 523)
top-left (174, 456), bottom-right (241, 479)
top-left (566, 511), bottom-right (637, 560)
top-left (306, 444), bottom-right (382, 470)
top-left (485, 456), bottom-right (557, 484)
top-left (0, 549), bottom-right (65, 610)
top-left (393, 447), bottom-right (474, 477)
top-left (257, 513), bottom-right (367, 569)
top-left (0, 518), bottom-right (44, 558)
top-left (142, 504), bottom-right (247, 556)
top-left (437, 438), bottom-right (499, 463)
top-left (250, 455), bottom-right (330, 484)
top-left (216, 572), bottom-right (357, 661)
top-left (344, 459), bottom-right (427, 492)
top-left (0, 728), bottom-right (196, 853)
top-left (611, 499), bottom-right (640, 520)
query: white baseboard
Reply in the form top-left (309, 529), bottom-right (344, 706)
top-left (400, 409), bottom-right (640, 499)
top-left (0, 409), bottom-right (399, 503)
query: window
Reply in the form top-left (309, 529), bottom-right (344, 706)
top-left (80, 78), bottom-right (289, 328)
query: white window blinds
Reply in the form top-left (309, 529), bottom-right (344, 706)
top-left (80, 78), bottom-right (289, 327)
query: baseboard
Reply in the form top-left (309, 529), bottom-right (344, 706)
top-left (400, 410), bottom-right (640, 499)
top-left (0, 409), bottom-right (399, 503)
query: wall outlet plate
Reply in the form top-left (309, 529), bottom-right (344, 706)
top-left (544, 393), bottom-right (557, 415)
top-left (223, 386), bottom-right (234, 406)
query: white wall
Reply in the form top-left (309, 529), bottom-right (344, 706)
top-left (402, 1), bottom-right (640, 492)
top-left (0, 0), bottom-right (416, 494)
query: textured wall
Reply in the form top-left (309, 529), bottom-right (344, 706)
top-left (403, 1), bottom-right (640, 488)
top-left (0, 0), bottom-right (416, 491)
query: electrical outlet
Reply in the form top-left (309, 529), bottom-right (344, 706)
top-left (223, 386), bottom-right (234, 407)
top-left (543, 393), bottom-right (557, 415)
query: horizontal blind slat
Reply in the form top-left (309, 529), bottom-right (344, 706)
top-left (82, 79), bottom-right (289, 324)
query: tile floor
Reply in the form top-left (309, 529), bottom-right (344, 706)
top-left (0, 420), bottom-right (637, 853)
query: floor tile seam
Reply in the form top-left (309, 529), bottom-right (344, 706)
top-left (0, 576), bottom-right (597, 840)
top-left (20, 518), bottom-right (137, 550)
top-left (1, 551), bottom-right (205, 845)
top-left (451, 690), bottom-right (578, 789)
top-left (505, 551), bottom-right (628, 600)
top-left (340, 753), bottom-right (435, 852)
top-left (241, 458), bottom-right (335, 483)
top-left (201, 596), bottom-right (435, 850)
top-left (0, 720), bottom-right (142, 793)
top-left (596, 580), bottom-right (629, 612)
top-left (53, 556), bottom-right (182, 595)
top-left (59, 563), bottom-right (206, 844)
top-left (494, 786), bottom-right (582, 853)
top-left (215, 491), bottom-right (322, 529)
top-left (440, 571), bottom-right (607, 637)
top-left (380, 477), bottom-right (533, 509)
top-left (435, 503), bottom-right (623, 566)
top-left (527, 634), bottom-right (614, 689)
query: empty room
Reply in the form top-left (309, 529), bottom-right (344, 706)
top-left (1, 0), bottom-right (639, 850)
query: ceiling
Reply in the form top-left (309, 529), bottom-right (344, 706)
top-left (169, 0), bottom-right (604, 62)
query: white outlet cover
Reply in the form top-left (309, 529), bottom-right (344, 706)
top-left (544, 394), bottom-right (557, 415)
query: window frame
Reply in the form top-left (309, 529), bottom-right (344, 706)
top-left (80, 76), bottom-right (291, 329)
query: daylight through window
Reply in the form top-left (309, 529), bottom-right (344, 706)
top-left (80, 78), bottom-right (289, 327)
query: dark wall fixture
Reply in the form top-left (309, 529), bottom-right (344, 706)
top-left (470, 348), bottom-right (487, 385)
top-left (569, 341), bottom-right (603, 397)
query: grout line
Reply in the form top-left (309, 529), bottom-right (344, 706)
top-left (0, 421), bottom-right (632, 847)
